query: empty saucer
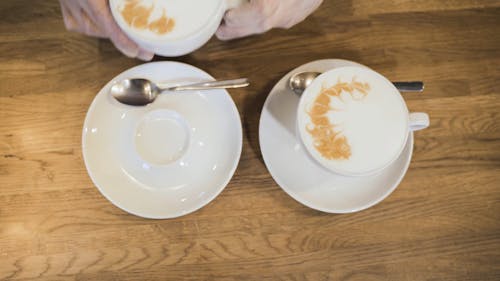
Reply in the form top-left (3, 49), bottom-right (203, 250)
top-left (82, 62), bottom-right (242, 219)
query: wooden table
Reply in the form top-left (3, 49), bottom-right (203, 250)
top-left (1, 1), bottom-right (499, 280)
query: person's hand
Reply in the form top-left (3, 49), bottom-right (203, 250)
top-left (216, 0), bottom-right (323, 40)
top-left (59, 0), bottom-right (154, 61)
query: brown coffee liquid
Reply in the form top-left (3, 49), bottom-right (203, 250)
top-left (121, 0), bottom-right (175, 35)
top-left (306, 79), bottom-right (371, 160)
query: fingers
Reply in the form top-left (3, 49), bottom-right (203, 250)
top-left (137, 49), bottom-right (155, 61)
top-left (216, 2), bottom-right (271, 40)
top-left (59, 0), bottom-right (80, 32)
top-left (216, 24), bottom-right (260, 41)
top-left (282, 0), bottom-right (323, 28)
top-left (89, 0), bottom-right (154, 60)
top-left (107, 21), bottom-right (154, 60)
top-left (60, 0), bottom-right (153, 60)
top-left (110, 35), bottom-right (139, 58)
top-left (60, 0), bottom-right (109, 38)
top-left (217, 0), bottom-right (324, 40)
top-left (80, 11), bottom-right (107, 37)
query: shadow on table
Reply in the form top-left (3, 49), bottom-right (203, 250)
top-left (243, 76), bottom-right (283, 166)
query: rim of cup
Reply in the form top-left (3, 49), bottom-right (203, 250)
top-left (297, 66), bottom-right (412, 177)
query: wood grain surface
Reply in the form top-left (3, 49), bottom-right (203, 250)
top-left (1, 0), bottom-right (499, 280)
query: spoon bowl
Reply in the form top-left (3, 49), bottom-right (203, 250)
top-left (289, 72), bottom-right (321, 95)
top-left (111, 79), bottom-right (160, 106)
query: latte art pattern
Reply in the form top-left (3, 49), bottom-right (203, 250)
top-left (121, 0), bottom-right (175, 35)
top-left (306, 79), bottom-right (371, 160)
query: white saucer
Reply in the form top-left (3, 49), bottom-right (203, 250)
top-left (259, 59), bottom-right (413, 213)
top-left (82, 62), bottom-right (242, 219)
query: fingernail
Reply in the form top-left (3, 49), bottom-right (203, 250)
top-left (121, 48), bottom-right (139, 58)
top-left (137, 50), bottom-right (154, 61)
top-left (215, 29), bottom-right (229, 40)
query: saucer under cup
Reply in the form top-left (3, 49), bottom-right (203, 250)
top-left (259, 59), bottom-right (426, 213)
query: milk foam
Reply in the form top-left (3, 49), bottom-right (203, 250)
top-left (300, 67), bottom-right (408, 175)
top-left (113, 0), bottom-right (223, 40)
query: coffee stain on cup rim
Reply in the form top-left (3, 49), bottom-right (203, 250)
top-left (306, 78), bottom-right (370, 160)
top-left (121, 0), bottom-right (175, 35)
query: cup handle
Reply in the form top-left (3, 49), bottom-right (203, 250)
top-left (409, 112), bottom-right (430, 131)
top-left (226, 0), bottom-right (246, 9)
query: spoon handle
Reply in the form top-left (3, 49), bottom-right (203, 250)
top-left (393, 81), bottom-right (424, 92)
top-left (165, 78), bottom-right (250, 91)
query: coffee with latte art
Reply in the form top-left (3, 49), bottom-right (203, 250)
top-left (298, 66), bottom-right (409, 176)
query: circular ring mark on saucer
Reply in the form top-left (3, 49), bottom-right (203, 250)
top-left (135, 109), bottom-right (191, 166)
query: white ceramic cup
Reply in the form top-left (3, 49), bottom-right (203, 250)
top-left (109, 0), bottom-right (245, 57)
top-left (297, 66), bottom-right (429, 177)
